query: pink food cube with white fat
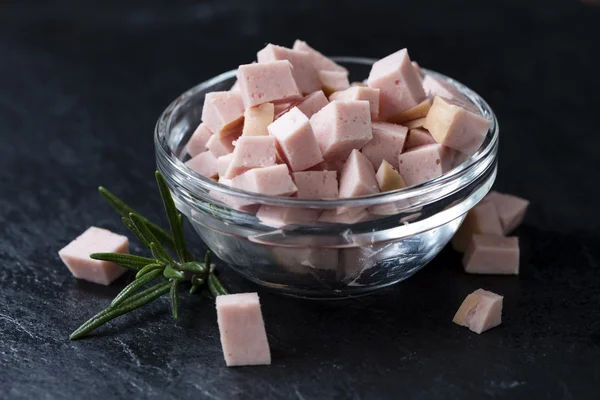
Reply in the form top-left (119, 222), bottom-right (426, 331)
top-left (451, 201), bottom-right (503, 252)
top-left (201, 91), bottom-right (245, 137)
top-left (339, 149), bottom-right (379, 198)
top-left (257, 44), bottom-right (321, 95)
top-left (424, 96), bottom-right (491, 156)
top-left (58, 227), bottom-right (129, 285)
top-left (186, 151), bottom-right (219, 178)
top-left (367, 49), bottom-right (426, 120)
top-left (237, 61), bottom-right (303, 108)
top-left (256, 205), bottom-right (320, 228)
top-left (186, 123), bottom-right (213, 157)
top-left (293, 170), bottom-right (338, 199)
top-left (242, 103), bottom-right (274, 137)
top-left (318, 209), bottom-right (373, 224)
top-left (293, 40), bottom-right (347, 73)
top-left (217, 154), bottom-right (233, 177)
top-left (206, 132), bottom-right (240, 157)
top-left (224, 136), bottom-right (277, 179)
top-left (216, 293), bottom-right (271, 367)
top-left (231, 164), bottom-right (298, 196)
top-left (397, 144), bottom-right (454, 187)
top-left (405, 128), bottom-right (437, 150)
top-left (318, 70), bottom-right (350, 96)
top-left (296, 90), bottom-right (329, 118)
top-left (388, 99), bottom-right (431, 124)
top-left (329, 86), bottom-right (380, 121)
top-left (453, 289), bottom-right (503, 334)
top-left (310, 100), bottom-right (373, 160)
top-left (361, 122), bottom-right (408, 170)
top-left (268, 107), bottom-right (323, 171)
top-left (485, 191), bottom-right (530, 234)
top-left (463, 234), bottom-right (520, 275)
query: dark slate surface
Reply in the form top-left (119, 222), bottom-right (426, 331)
top-left (1, 0), bottom-right (600, 398)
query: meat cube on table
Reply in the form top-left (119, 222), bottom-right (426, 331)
top-left (329, 86), bottom-right (380, 121)
top-left (237, 61), bottom-right (302, 108)
top-left (231, 164), bottom-right (298, 196)
top-left (224, 136), bottom-right (277, 179)
top-left (186, 151), bottom-right (219, 178)
top-left (453, 289), bottom-right (503, 334)
top-left (201, 92), bottom-right (245, 137)
top-left (293, 170), bottom-right (339, 199)
top-left (397, 144), bottom-right (454, 187)
top-left (485, 191), bottom-right (530, 234)
top-left (405, 128), bottom-right (436, 150)
top-left (318, 70), bottom-right (350, 96)
top-left (387, 99), bottom-right (431, 124)
top-left (451, 200), bottom-right (503, 252)
top-left (376, 160), bottom-right (406, 192)
top-left (361, 122), bottom-right (408, 170)
top-left (242, 103), bottom-right (274, 137)
top-left (293, 40), bottom-right (347, 73)
top-left (257, 44), bottom-right (321, 94)
top-left (186, 123), bottom-right (213, 157)
top-left (463, 234), bottom-right (520, 275)
top-left (296, 90), bottom-right (329, 118)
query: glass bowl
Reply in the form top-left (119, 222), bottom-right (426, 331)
top-left (155, 57), bottom-right (498, 299)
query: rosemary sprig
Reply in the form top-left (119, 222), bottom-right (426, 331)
top-left (69, 171), bottom-right (229, 340)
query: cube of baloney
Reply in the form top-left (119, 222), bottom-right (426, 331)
top-left (206, 132), bottom-right (239, 157)
top-left (397, 144), bottom-right (454, 187)
top-left (339, 150), bottom-right (379, 198)
top-left (424, 96), bottom-right (491, 156)
top-left (293, 171), bottom-right (339, 199)
top-left (453, 289), bottom-right (503, 334)
top-left (485, 191), bottom-right (530, 234)
top-left (216, 293), bottom-right (271, 367)
top-left (376, 160), bottom-right (406, 192)
top-left (387, 99), bottom-right (431, 124)
top-left (256, 205), bottom-right (320, 228)
top-left (329, 86), bottom-right (380, 121)
top-left (318, 70), bottom-right (350, 96)
top-left (224, 136), bottom-right (277, 179)
top-left (237, 61), bottom-right (302, 108)
top-left (216, 154), bottom-right (233, 177)
top-left (257, 44), bottom-right (321, 94)
top-left (361, 122), bottom-right (408, 170)
top-left (58, 227), bottom-right (129, 285)
top-left (451, 201), bottom-right (503, 252)
top-left (367, 49), bottom-right (426, 120)
top-left (268, 107), bottom-right (323, 171)
top-left (186, 151), bottom-right (219, 178)
top-left (462, 234), bottom-right (520, 275)
top-left (296, 90), bottom-right (329, 118)
top-left (405, 128), bottom-right (437, 150)
top-left (310, 100), bottom-right (372, 160)
top-left (201, 92), bottom-right (245, 137)
top-left (186, 123), bottom-right (213, 157)
top-left (307, 159), bottom-right (345, 177)
top-left (231, 164), bottom-right (298, 196)
top-left (293, 40), bottom-right (347, 73)
top-left (242, 103), bottom-right (274, 137)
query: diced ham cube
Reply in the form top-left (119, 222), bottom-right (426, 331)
top-left (231, 164), bottom-right (298, 196)
top-left (451, 201), bottom-right (503, 252)
top-left (257, 44), bottom-right (321, 94)
top-left (405, 128), bottom-right (437, 150)
top-left (293, 171), bottom-right (338, 199)
top-left (318, 70), bottom-right (350, 96)
top-left (237, 61), bottom-right (302, 108)
top-left (367, 49), bottom-right (426, 120)
top-left (186, 151), bottom-right (219, 178)
top-left (256, 205), bottom-right (320, 228)
top-left (268, 107), bottom-right (323, 171)
top-left (201, 92), bottom-right (245, 137)
top-left (293, 40), bottom-right (347, 73)
top-left (376, 160), bottom-right (406, 192)
top-left (485, 191), bottom-right (530, 234)
top-left (242, 103), bottom-right (274, 136)
top-left (310, 100), bottom-right (373, 160)
top-left (339, 149), bottom-right (379, 198)
top-left (329, 86), bottom-right (380, 121)
top-left (361, 122), bottom-right (408, 170)
top-left (453, 289), bottom-right (503, 334)
top-left (216, 293), bottom-right (271, 367)
top-left (318, 209), bottom-right (372, 224)
top-left (224, 136), bottom-right (277, 179)
top-left (58, 227), bottom-right (129, 285)
top-left (397, 144), bottom-right (454, 187)
top-left (296, 90), bottom-right (329, 118)
top-left (387, 99), bottom-right (431, 124)
top-left (186, 123), bottom-right (213, 157)
top-left (273, 101), bottom-right (299, 120)
top-left (307, 159), bottom-right (345, 177)
top-left (463, 234), bottom-right (520, 275)
top-left (206, 132), bottom-right (240, 157)
top-left (217, 154), bottom-right (233, 177)
top-left (412, 61), bottom-right (424, 80)
top-left (404, 117), bottom-right (426, 129)
top-left (424, 96), bottom-right (491, 156)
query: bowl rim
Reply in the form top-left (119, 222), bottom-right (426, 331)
top-left (155, 56), bottom-right (498, 209)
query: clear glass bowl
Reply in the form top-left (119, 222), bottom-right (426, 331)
top-left (155, 57), bottom-right (498, 299)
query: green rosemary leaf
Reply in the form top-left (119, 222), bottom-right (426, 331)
top-left (69, 281), bottom-right (170, 340)
top-left (121, 217), bottom-right (151, 249)
top-left (189, 274), bottom-right (205, 294)
top-left (110, 269), bottom-right (163, 308)
top-left (130, 212), bottom-right (173, 263)
top-left (135, 263), bottom-right (163, 279)
top-left (177, 261), bottom-right (207, 275)
top-left (207, 272), bottom-right (229, 297)
top-left (150, 242), bottom-right (173, 266)
top-left (163, 265), bottom-right (184, 280)
top-left (169, 280), bottom-right (179, 320)
top-left (89, 253), bottom-right (154, 271)
top-left (155, 171), bottom-right (189, 263)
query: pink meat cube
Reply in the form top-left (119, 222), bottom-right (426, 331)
top-left (318, 70), bottom-right (350, 96)
top-left (216, 293), bottom-right (271, 367)
top-left (329, 86), bottom-right (380, 121)
top-left (186, 151), bottom-right (219, 178)
top-left (388, 99), bottom-right (431, 124)
top-left (231, 164), bottom-right (298, 196)
top-left (376, 160), bottom-right (406, 192)
top-left (412, 61), bottom-right (424, 80)
top-left (451, 201), bottom-right (503, 252)
top-left (206, 132), bottom-right (240, 157)
top-left (424, 96), bottom-right (491, 155)
top-left (310, 100), bottom-right (373, 160)
top-left (224, 136), bottom-right (277, 179)
top-left (404, 117), bottom-right (426, 130)
top-left (186, 123), bottom-right (213, 157)
top-left (339, 149), bottom-right (379, 198)
top-left (217, 154), bottom-right (233, 177)
top-left (293, 40), bottom-right (347, 73)
top-left (257, 44), bottom-right (321, 94)
top-left (397, 144), bottom-right (454, 187)
top-left (405, 128), bottom-right (437, 150)
top-left (361, 122), bottom-right (408, 170)
top-left (237, 61), bottom-right (303, 108)
top-left (367, 49), bottom-right (426, 120)
top-left (463, 234), bottom-right (520, 275)
top-left (318, 209), bottom-right (373, 224)
top-left (485, 191), bottom-right (530, 234)
top-left (272, 246), bottom-right (339, 274)
top-left (422, 75), bottom-right (466, 103)
top-left (242, 103), bottom-right (274, 136)
top-left (273, 101), bottom-right (299, 120)
top-left (296, 90), bottom-right (329, 118)
top-left (453, 289), bottom-right (503, 334)
top-left (293, 171), bottom-right (339, 199)
top-left (201, 91), bottom-right (245, 137)
top-left (58, 227), bottom-right (129, 285)
top-left (256, 205), bottom-right (320, 228)
top-left (307, 159), bottom-right (345, 177)
top-left (267, 107), bottom-right (323, 171)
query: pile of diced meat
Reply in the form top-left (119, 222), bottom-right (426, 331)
top-left (184, 40), bottom-right (491, 200)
